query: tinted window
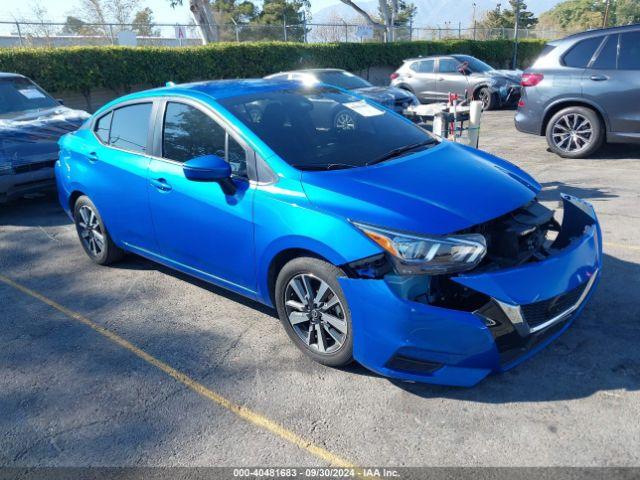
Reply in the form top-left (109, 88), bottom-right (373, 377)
top-left (563, 37), bottom-right (603, 68)
top-left (94, 111), bottom-right (112, 143)
top-left (0, 77), bottom-right (58, 118)
top-left (109, 103), bottom-right (152, 153)
top-left (218, 87), bottom-right (436, 170)
top-left (439, 58), bottom-right (461, 73)
top-left (591, 35), bottom-right (618, 70)
top-left (410, 60), bottom-right (434, 73)
top-left (619, 31), bottom-right (640, 70)
top-left (162, 102), bottom-right (246, 176)
top-left (314, 71), bottom-right (372, 89)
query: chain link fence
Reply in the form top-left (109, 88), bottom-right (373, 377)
top-left (0, 20), bottom-right (573, 48)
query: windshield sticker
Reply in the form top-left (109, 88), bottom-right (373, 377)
top-left (344, 100), bottom-right (384, 117)
top-left (18, 88), bottom-right (47, 100)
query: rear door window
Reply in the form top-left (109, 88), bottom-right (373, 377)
top-left (591, 35), bottom-right (618, 70)
top-left (410, 59), bottom-right (434, 73)
top-left (94, 111), bottom-right (112, 143)
top-left (618, 31), bottom-right (640, 70)
top-left (563, 37), bottom-right (604, 68)
top-left (109, 103), bottom-right (152, 153)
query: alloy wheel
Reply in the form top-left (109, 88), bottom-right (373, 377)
top-left (551, 113), bottom-right (593, 154)
top-left (335, 111), bottom-right (356, 131)
top-left (478, 89), bottom-right (491, 109)
top-left (77, 205), bottom-right (104, 257)
top-left (284, 273), bottom-right (347, 354)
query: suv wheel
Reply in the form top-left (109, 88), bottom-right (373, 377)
top-left (275, 257), bottom-right (353, 367)
top-left (546, 106), bottom-right (604, 158)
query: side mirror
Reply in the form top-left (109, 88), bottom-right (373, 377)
top-left (57, 98), bottom-right (65, 105)
top-left (183, 154), bottom-right (236, 194)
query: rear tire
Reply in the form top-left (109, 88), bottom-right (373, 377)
top-left (477, 87), bottom-right (498, 110)
top-left (275, 257), bottom-right (353, 367)
top-left (546, 106), bottom-right (604, 159)
top-left (73, 196), bottom-right (124, 265)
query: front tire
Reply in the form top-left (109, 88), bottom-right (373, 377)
top-left (275, 257), bottom-right (353, 367)
top-left (73, 196), bottom-right (124, 265)
top-left (546, 106), bottom-right (604, 159)
top-left (477, 87), bottom-right (498, 110)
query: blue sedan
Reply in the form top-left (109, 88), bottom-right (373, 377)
top-left (55, 79), bottom-right (602, 386)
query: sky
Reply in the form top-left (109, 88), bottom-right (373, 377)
top-left (1, 0), bottom-right (340, 23)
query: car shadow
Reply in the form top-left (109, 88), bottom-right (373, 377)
top-left (544, 142), bottom-right (640, 161)
top-left (537, 181), bottom-right (617, 203)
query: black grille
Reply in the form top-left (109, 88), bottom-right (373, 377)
top-left (521, 282), bottom-right (588, 329)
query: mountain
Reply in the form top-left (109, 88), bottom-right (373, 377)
top-left (312, 0), bottom-right (563, 27)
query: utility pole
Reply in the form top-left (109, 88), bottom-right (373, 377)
top-left (283, 1), bottom-right (287, 41)
top-left (472, 2), bottom-right (477, 40)
top-left (602, 0), bottom-right (611, 28)
top-left (512, 0), bottom-right (520, 69)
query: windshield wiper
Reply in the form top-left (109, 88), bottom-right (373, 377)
top-left (292, 162), bottom-right (360, 171)
top-left (366, 139), bottom-right (436, 166)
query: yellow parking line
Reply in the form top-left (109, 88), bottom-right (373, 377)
top-left (0, 273), bottom-right (356, 469)
top-left (605, 242), bottom-right (640, 252)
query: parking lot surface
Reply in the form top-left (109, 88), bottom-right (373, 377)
top-left (1, 110), bottom-right (639, 467)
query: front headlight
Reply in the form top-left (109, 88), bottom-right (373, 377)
top-left (353, 222), bottom-right (486, 275)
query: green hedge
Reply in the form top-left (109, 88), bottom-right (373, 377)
top-left (0, 40), bottom-right (546, 97)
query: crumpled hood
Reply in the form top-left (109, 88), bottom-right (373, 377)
top-left (483, 69), bottom-right (522, 85)
top-left (301, 142), bottom-right (540, 235)
top-left (352, 86), bottom-right (415, 106)
top-left (0, 106), bottom-right (89, 167)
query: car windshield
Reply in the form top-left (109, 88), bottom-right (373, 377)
top-left (218, 86), bottom-right (436, 170)
top-left (453, 55), bottom-right (494, 73)
top-left (313, 71), bottom-right (372, 90)
top-left (0, 77), bottom-right (59, 119)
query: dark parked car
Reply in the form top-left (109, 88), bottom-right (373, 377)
top-left (265, 68), bottom-right (419, 116)
top-left (516, 24), bottom-right (640, 158)
top-left (390, 55), bottom-right (522, 110)
top-left (0, 73), bottom-right (89, 202)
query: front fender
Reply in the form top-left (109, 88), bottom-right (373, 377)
top-left (253, 179), bottom-right (382, 306)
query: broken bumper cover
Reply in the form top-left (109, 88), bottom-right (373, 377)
top-left (338, 195), bottom-right (602, 387)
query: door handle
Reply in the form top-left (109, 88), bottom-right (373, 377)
top-left (590, 75), bottom-right (608, 81)
top-left (438, 77), bottom-right (445, 81)
top-left (151, 177), bottom-right (172, 192)
top-left (87, 151), bottom-right (99, 163)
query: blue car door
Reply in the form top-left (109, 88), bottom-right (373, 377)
top-left (147, 99), bottom-right (256, 296)
top-left (84, 102), bottom-right (155, 249)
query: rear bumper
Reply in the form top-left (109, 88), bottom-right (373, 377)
top-left (0, 167), bottom-right (55, 202)
top-left (339, 195), bottom-right (602, 387)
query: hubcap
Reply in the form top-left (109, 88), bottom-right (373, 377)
top-left (77, 205), bottom-right (104, 257)
top-left (284, 274), bottom-right (347, 354)
top-left (552, 113), bottom-right (593, 153)
top-left (335, 111), bottom-right (356, 131)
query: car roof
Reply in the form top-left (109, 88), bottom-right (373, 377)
top-left (555, 22), bottom-right (640, 44)
top-left (403, 55), bottom-right (461, 62)
top-left (0, 72), bottom-right (25, 79)
top-left (268, 68), bottom-right (347, 76)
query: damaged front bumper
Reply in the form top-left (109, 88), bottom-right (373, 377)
top-left (338, 195), bottom-right (602, 386)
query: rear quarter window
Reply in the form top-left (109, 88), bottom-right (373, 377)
top-left (619, 31), bottom-right (640, 70)
top-left (563, 36), bottom-right (604, 68)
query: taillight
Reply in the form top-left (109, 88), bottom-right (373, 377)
top-left (390, 72), bottom-right (399, 80)
top-left (518, 99), bottom-right (525, 108)
top-left (521, 73), bottom-right (544, 87)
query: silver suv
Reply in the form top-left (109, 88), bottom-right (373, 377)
top-left (390, 54), bottom-right (522, 110)
top-left (515, 24), bottom-right (640, 158)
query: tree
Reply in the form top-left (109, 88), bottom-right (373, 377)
top-left (337, 0), bottom-right (399, 41)
top-left (614, 0), bottom-right (640, 24)
top-left (169, 0), bottom-right (220, 43)
top-left (477, 0), bottom-right (537, 30)
top-left (60, 15), bottom-right (101, 35)
top-left (257, 0), bottom-right (310, 42)
top-left (132, 7), bottom-right (159, 36)
top-left (539, 0), bottom-right (607, 31)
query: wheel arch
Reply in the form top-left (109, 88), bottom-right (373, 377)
top-left (541, 99), bottom-right (609, 136)
top-left (68, 190), bottom-right (86, 211)
top-left (266, 248), bottom-right (333, 308)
